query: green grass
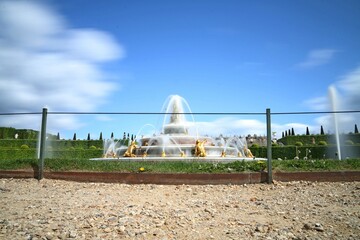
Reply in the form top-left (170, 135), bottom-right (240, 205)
top-left (0, 158), bottom-right (359, 173)
top-left (43, 159), bottom-right (268, 173)
top-left (272, 159), bottom-right (360, 172)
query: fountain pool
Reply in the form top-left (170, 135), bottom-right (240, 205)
top-left (91, 95), bottom-right (265, 162)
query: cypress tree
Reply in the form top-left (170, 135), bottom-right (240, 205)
top-left (355, 124), bottom-right (359, 134)
top-left (306, 127), bottom-right (310, 135)
top-left (111, 132), bottom-right (114, 139)
top-left (320, 125), bottom-right (324, 135)
top-left (285, 131), bottom-right (288, 137)
top-left (56, 132), bottom-right (60, 140)
top-left (73, 133), bottom-right (77, 140)
top-left (99, 132), bottom-right (103, 140)
top-left (87, 133), bottom-right (90, 141)
top-left (282, 132), bottom-right (284, 138)
top-left (291, 128), bottom-right (295, 136)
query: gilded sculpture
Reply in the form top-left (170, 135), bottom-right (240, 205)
top-left (195, 139), bottom-right (207, 157)
top-left (123, 141), bottom-right (137, 157)
top-left (244, 147), bottom-right (254, 158)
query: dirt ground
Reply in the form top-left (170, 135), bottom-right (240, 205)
top-left (1, 178), bottom-right (359, 239)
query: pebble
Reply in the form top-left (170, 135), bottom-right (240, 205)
top-left (0, 179), bottom-right (359, 239)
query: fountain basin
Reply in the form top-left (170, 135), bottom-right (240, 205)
top-left (90, 156), bottom-right (266, 163)
top-left (97, 95), bottom-right (256, 161)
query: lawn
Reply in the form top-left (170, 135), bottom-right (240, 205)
top-left (0, 158), bottom-right (359, 173)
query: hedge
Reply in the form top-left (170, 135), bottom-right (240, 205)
top-left (46, 140), bottom-right (104, 150)
top-left (281, 145), bottom-right (359, 159)
top-left (249, 145), bottom-right (360, 159)
top-left (0, 139), bottom-right (105, 149)
top-left (0, 149), bottom-right (103, 160)
top-left (0, 149), bottom-right (38, 160)
top-left (0, 139), bottom-right (39, 148)
top-left (0, 127), bottom-right (39, 139)
top-left (278, 134), bottom-right (360, 146)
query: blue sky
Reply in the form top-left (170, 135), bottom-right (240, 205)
top-left (0, 0), bottom-right (359, 140)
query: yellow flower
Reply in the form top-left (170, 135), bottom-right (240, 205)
top-left (139, 167), bottom-right (145, 172)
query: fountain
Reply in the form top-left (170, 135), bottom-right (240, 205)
top-left (327, 85), bottom-right (360, 159)
top-left (328, 85), bottom-right (342, 160)
top-left (92, 95), bottom-right (262, 162)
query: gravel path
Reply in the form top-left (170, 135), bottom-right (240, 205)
top-left (1, 179), bottom-right (359, 239)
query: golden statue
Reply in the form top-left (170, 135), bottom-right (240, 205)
top-left (195, 139), bottom-right (207, 157)
top-left (161, 151), bottom-right (166, 157)
top-left (221, 151), bottom-right (226, 157)
top-left (244, 147), bottom-right (254, 158)
top-left (180, 151), bottom-right (186, 157)
top-left (237, 151), bottom-right (243, 157)
top-left (123, 141), bottom-right (137, 157)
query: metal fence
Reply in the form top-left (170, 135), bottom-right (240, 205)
top-left (1, 108), bottom-right (359, 182)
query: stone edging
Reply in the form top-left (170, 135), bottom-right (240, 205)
top-left (0, 170), bottom-right (359, 184)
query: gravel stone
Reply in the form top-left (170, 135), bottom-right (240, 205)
top-left (0, 179), bottom-right (359, 239)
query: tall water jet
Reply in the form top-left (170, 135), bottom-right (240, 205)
top-left (161, 95), bottom-right (197, 136)
top-left (162, 95), bottom-right (188, 135)
top-left (328, 85), bottom-right (342, 160)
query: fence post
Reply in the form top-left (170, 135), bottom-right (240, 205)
top-left (266, 108), bottom-right (273, 183)
top-left (38, 108), bottom-right (48, 180)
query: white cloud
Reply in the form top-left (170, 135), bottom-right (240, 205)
top-left (193, 118), bottom-right (266, 136)
top-left (0, 1), bottom-right (64, 48)
top-left (295, 49), bottom-right (337, 69)
top-left (303, 96), bottom-right (329, 111)
top-left (184, 117), bottom-right (313, 139)
top-left (181, 73), bottom-right (358, 138)
top-left (304, 65), bottom-right (360, 134)
top-left (313, 113), bottom-right (357, 134)
top-left (336, 66), bottom-right (360, 110)
top-left (0, 1), bottom-right (124, 131)
top-left (65, 29), bottom-right (124, 62)
top-left (304, 65), bottom-right (360, 112)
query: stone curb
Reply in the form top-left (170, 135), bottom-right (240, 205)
top-left (0, 170), bottom-right (359, 184)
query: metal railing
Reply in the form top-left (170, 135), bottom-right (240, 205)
top-left (1, 108), bottom-right (359, 183)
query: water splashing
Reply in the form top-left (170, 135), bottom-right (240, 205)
top-left (328, 85), bottom-right (342, 160)
top-left (96, 94), bottom-right (260, 160)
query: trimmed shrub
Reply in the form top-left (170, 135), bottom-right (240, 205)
top-left (251, 143), bottom-right (260, 148)
top-left (89, 145), bottom-right (97, 150)
top-left (295, 142), bottom-right (303, 146)
top-left (0, 149), bottom-right (37, 160)
top-left (0, 139), bottom-right (38, 148)
top-left (20, 144), bottom-right (29, 149)
top-left (318, 141), bottom-right (327, 146)
top-left (249, 146), bottom-right (266, 158)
